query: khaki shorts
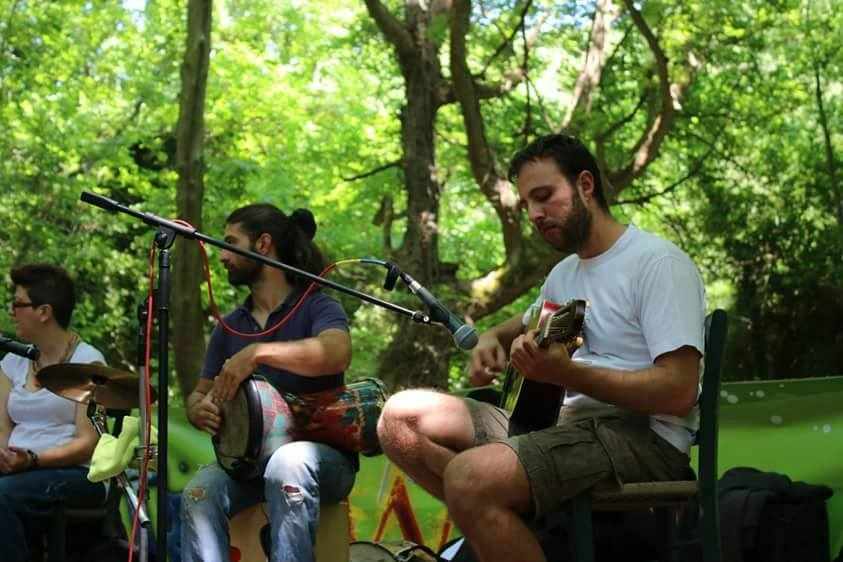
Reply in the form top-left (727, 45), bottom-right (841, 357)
top-left (464, 398), bottom-right (693, 520)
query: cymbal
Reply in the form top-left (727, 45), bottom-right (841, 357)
top-left (37, 363), bottom-right (157, 410)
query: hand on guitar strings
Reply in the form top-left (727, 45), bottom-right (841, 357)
top-left (510, 329), bottom-right (583, 386)
top-left (213, 344), bottom-right (260, 402)
top-left (467, 335), bottom-right (508, 386)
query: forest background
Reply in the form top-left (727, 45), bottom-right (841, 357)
top-left (0, 0), bottom-right (840, 402)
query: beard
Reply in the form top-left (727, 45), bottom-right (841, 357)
top-left (227, 261), bottom-right (261, 286)
top-left (543, 194), bottom-right (592, 254)
top-left (226, 247), bottom-right (263, 287)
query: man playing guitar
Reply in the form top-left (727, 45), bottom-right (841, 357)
top-left (181, 203), bottom-right (355, 562)
top-left (377, 134), bottom-right (706, 562)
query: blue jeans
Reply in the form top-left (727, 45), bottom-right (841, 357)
top-left (0, 467), bottom-right (107, 562)
top-left (180, 441), bottom-right (356, 562)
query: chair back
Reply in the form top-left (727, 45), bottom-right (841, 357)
top-left (697, 309), bottom-right (728, 562)
top-left (697, 311), bottom-right (727, 485)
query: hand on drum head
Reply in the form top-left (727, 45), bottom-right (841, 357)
top-left (213, 345), bottom-right (259, 402)
top-left (192, 393), bottom-right (222, 436)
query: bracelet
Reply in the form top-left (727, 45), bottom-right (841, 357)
top-left (26, 449), bottom-right (39, 469)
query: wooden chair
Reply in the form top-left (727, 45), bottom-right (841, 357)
top-left (230, 500), bottom-right (351, 562)
top-left (567, 309), bottom-right (728, 562)
top-left (38, 409), bottom-right (131, 562)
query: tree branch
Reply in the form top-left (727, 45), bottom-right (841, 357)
top-left (560, 0), bottom-right (620, 130)
top-left (594, 89), bottom-right (649, 165)
top-left (526, 74), bottom-right (556, 131)
top-left (614, 141), bottom-right (717, 206)
top-left (437, 3), bottom-right (545, 108)
top-left (466, 237), bottom-right (558, 318)
top-left (607, 0), bottom-right (698, 197)
top-left (813, 60), bottom-right (841, 226)
top-left (478, 0), bottom-right (533, 78)
top-left (449, 0), bottom-right (523, 259)
top-left (623, 0), bottom-right (669, 87)
top-left (343, 159), bottom-right (402, 182)
top-left (372, 194), bottom-right (396, 253)
top-left (362, 0), bottom-right (415, 58)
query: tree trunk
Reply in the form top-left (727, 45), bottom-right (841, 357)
top-left (814, 61), bottom-right (841, 226)
top-left (172, 0), bottom-right (211, 400)
top-left (739, 271), bottom-right (769, 380)
top-left (364, 0), bottom-right (698, 390)
top-left (365, 0), bottom-right (453, 390)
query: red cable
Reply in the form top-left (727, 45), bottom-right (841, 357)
top-left (173, 219), bottom-right (337, 339)
top-left (128, 244), bottom-right (157, 562)
top-left (124, 220), bottom-right (341, 562)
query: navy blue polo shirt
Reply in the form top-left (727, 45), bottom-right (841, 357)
top-left (201, 290), bottom-right (349, 394)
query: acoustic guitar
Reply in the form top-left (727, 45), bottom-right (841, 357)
top-left (499, 299), bottom-right (587, 436)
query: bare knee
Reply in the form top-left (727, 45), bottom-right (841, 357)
top-left (443, 453), bottom-right (494, 520)
top-left (443, 446), bottom-right (530, 516)
top-left (377, 390), bottom-right (428, 454)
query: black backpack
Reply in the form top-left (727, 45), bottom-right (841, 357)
top-left (717, 467), bottom-right (834, 562)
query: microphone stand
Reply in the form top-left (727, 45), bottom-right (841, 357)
top-left (80, 191), bottom-right (434, 560)
top-left (154, 226), bottom-right (175, 562)
top-left (136, 301), bottom-right (152, 562)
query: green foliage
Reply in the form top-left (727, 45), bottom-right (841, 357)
top-left (0, 0), bottom-right (840, 390)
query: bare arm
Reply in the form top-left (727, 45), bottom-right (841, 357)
top-left (0, 371), bottom-right (13, 448)
top-left (511, 337), bottom-right (701, 418)
top-left (186, 377), bottom-right (220, 435)
top-left (213, 328), bottom-right (352, 401)
top-left (467, 313), bottom-right (525, 386)
top-left (252, 328), bottom-right (352, 376)
top-left (565, 346), bottom-right (701, 417)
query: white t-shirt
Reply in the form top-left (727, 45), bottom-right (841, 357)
top-left (523, 225), bottom-right (706, 452)
top-left (1, 342), bottom-right (106, 454)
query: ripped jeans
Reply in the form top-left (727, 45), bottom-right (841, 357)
top-left (181, 441), bottom-right (356, 562)
top-left (0, 467), bottom-right (107, 562)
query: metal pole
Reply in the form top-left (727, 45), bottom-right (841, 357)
top-left (137, 301), bottom-right (150, 562)
top-left (155, 228), bottom-right (175, 562)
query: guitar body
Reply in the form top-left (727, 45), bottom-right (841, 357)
top-left (508, 379), bottom-right (566, 437)
top-left (499, 299), bottom-right (587, 437)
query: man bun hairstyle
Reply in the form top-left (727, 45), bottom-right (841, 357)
top-left (290, 208), bottom-right (317, 240)
top-left (507, 133), bottom-right (609, 211)
top-left (226, 203), bottom-right (326, 289)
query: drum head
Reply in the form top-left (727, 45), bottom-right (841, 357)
top-left (214, 376), bottom-right (295, 481)
top-left (214, 382), bottom-right (260, 479)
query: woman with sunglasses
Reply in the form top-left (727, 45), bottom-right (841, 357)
top-left (0, 263), bottom-right (107, 562)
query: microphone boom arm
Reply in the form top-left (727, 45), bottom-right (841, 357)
top-left (80, 192), bottom-right (430, 324)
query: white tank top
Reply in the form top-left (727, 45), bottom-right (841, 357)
top-left (1, 342), bottom-right (106, 453)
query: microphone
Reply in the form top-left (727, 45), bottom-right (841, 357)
top-left (0, 335), bottom-right (40, 361)
top-left (80, 191), bottom-right (122, 213)
top-left (399, 273), bottom-right (478, 350)
top-left (358, 258), bottom-right (401, 291)
top-left (383, 263), bottom-right (400, 291)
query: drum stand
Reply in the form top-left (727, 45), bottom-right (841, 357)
top-left (86, 402), bottom-right (153, 535)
